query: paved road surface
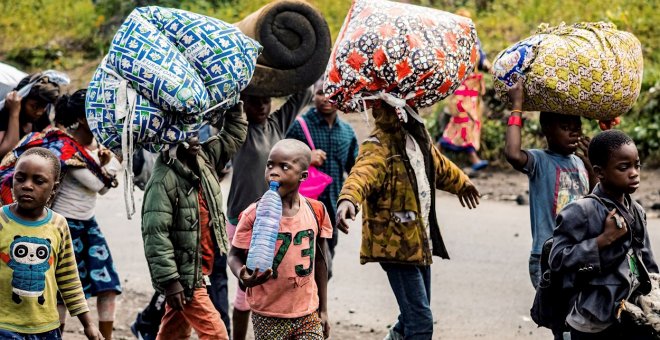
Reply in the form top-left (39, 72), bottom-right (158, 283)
top-left (78, 175), bottom-right (660, 339)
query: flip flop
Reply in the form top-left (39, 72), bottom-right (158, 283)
top-left (471, 160), bottom-right (489, 171)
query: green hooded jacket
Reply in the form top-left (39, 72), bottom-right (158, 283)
top-left (142, 108), bottom-right (247, 297)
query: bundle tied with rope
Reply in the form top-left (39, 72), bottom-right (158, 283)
top-left (86, 6), bottom-right (262, 218)
top-left (492, 22), bottom-right (643, 121)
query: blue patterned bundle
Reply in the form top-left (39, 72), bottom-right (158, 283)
top-left (87, 7), bottom-right (261, 154)
top-left (138, 7), bottom-right (261, 114)
top-left (108, 10), bottom-right (209, 115)
top-left (86, 68), bottom-right (171, 154)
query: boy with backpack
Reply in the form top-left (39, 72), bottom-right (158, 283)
top-left (549, 129), bottom-right (658, 339)
top-left (228, 139), bottom-right (332, 339)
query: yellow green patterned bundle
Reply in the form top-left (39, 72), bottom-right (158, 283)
top-left (493, 22), bottom-right (643, 120)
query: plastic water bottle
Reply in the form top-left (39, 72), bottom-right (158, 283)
top-left (246, 181), bottom-right (282, 272)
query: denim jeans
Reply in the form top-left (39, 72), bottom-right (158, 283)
top-left (0, 329), bottom-right (61, 340)
top-left (529, 253), bottom-right (542, 289)
top-left (380, 263), bottom-right (433, 340)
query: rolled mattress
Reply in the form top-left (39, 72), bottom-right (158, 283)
top-left (235, 0), bottom-right (331, 97)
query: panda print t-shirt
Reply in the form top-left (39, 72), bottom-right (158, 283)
top-left (0, 205), bottom-right (88, 334)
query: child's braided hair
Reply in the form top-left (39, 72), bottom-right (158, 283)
top-left (54, 89), bottom-right (86, 128)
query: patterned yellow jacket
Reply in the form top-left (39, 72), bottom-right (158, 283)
top-left (338, 109), bottom-right (470, 265)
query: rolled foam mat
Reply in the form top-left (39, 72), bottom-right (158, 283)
top-left (235, 0), bottom-right (331, 97)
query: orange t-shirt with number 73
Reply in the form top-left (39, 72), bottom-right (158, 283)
top-left (232, 195), bottom-right (332, 318)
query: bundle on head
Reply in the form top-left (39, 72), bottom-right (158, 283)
top-left (16, 73), bottom-right (61, 105)
top-left (235, 0), bottom-right (331, 97)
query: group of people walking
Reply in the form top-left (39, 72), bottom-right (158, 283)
top-left (0, 7), bottom-right (656, 340)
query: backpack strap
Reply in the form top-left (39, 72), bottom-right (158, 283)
top-left (303, 197), bottom-right (330, 271)
top-left (303, 197), bottom-right (325, 230)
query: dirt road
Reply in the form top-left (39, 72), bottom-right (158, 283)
top-left (61, 112), bottom-right (660, 339)
top-left (62, 171), bottom-right (660, 340)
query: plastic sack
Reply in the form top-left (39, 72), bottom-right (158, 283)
top-left (87, 66), bottom-right (206, 156)
top-left (108, 9), bottom-right (209, 115)
top-left (86, 67), bottom-right (167, 154)
top-left (493, 22), bottom-right (643, 120)
top-left (0, 62), bottom-right (27, 101)
top-left (324, 0), bottom-right (478, 113)
top-left (138, 7), bottom-right (261, 114)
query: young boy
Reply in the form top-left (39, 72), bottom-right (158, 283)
top-left (336, 103), bottom-right (480, 340)
top-left (504, 80), bottom-right (596, 289)
top-left (286, 80), bottom-right (359, 270)
top-left (228, 139), bottom-right (332, 340)
top-left (141, 102), bottom-right (247, 340)
top-left (226, 89), bottom-right (312, 340)
top-left (549, 130), bottom-right (658, 339)
top-left (131, 90), bottom-right (311, 340)
top-left (0, 147), bottom-right (101, 339)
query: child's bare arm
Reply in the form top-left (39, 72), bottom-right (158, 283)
top-left (504, 80), bottom-right (528, 171)
top-left (77, 312), bottom-right (102, 339)
top-left (228, 246), bottom-right (248, 280)
top-left (315, 238), bottom-right (330, 339)
top-left (0, 92), bottom-right (22, 159)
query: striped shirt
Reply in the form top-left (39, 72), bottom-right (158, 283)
top-left (0, 205), bottom-right (88, 334)
top-left (287, 108), bottom-right (359, 222)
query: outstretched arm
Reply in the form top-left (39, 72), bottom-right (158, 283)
top-left (431, 144), bottom-right (480, 209)
top-left (336, 138), bottom-right (388, 233)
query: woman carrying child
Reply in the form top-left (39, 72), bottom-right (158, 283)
top-left (48, 89), bottom-right (121, 340)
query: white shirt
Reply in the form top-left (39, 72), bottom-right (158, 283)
top-left (51, 149), bottom-right (120, 220)
top-left (405, 133), bottom-right (432, 251)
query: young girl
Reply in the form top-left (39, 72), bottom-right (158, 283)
top-left (0, 72), bottom-right (62, 159)
top-left (0, 147), bottom-right (101, 339)
top-left (50, 90), bottom-right (121, 340)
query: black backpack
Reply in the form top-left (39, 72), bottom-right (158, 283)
top-left (530, 237), bottom-right (571, 331)
top-left (530, 193), bottom-right (639, 331)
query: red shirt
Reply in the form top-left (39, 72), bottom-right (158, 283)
top-left (198, 189), bottom-right (214, 275)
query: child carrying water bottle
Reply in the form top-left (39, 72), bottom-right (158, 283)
top-left (229, 139), bottom-right (333, 340)
top-left (246, 180), bottom-right (282, 272)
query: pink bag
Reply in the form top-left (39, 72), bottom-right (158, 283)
top-left (297, 117), bottom-right (333, 199)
